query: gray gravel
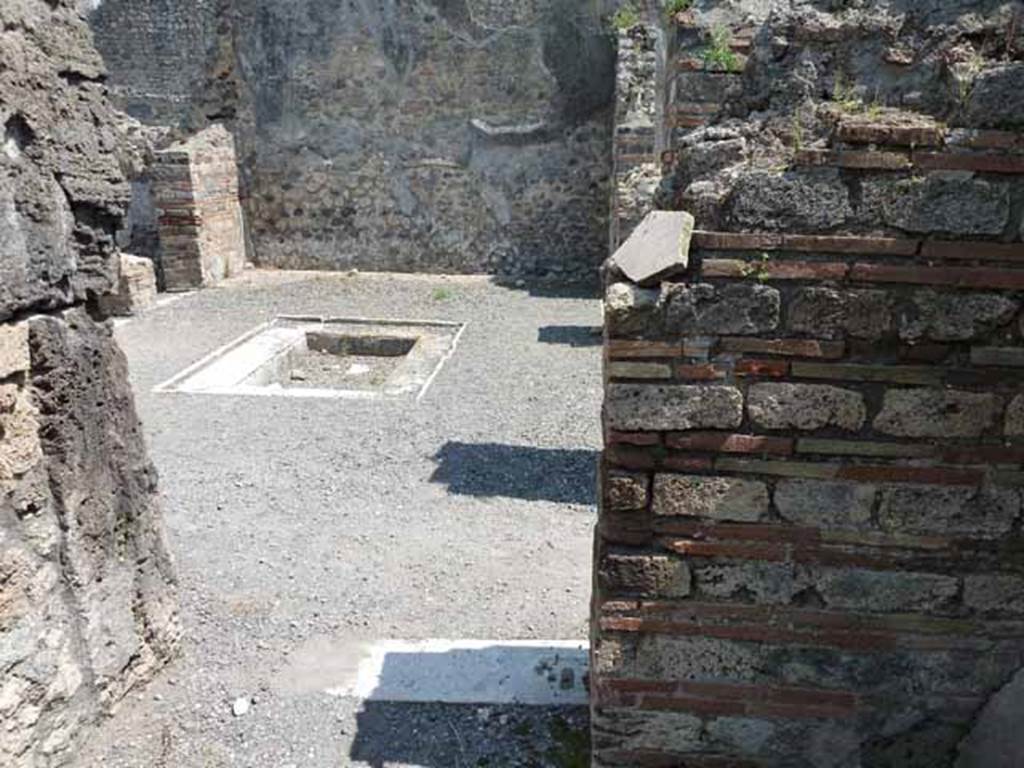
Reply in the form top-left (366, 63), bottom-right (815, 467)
top-left (72, 271), bottom-right (602, 767)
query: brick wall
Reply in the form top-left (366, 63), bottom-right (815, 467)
top-left (152, 124), bottom-right (247, 291)
top-left (592, 110), bottom-right (1024, 766)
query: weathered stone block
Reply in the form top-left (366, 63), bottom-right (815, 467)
top-left (747, 383), bottom-right (866, 432)
top-left (877, 485), bottom-right (1019, 538)
top-left (97, 254), bottom-right (158, 317)
top-left (608, 210), bottom-right (694, 285)
top-left (787, 288), bottom-right (891, 340)
top-left (663, 283), bottom-right (780, 336)
top-left (817, 568), bottom-right (959, 612)
top-left (874, 389), bottom-right (1000, 438)
top-left (963, 574), bottom-right (1024, 615)
top-left (605, 471), bottom-right (649, 512)
top-left (727, 169), bottom-right (853, 231)
top-left (599, 550), bottom-right (691, 598)
top-left (956, 666), bottom-right (1024, 768)
top-left (606, 384), bottom-right (744, 431)
top-left (605, 282), bottom-right (660, 337)
top-left (899, 290), bottom-right (1018, 342)
top-left (774, 479), bottom-right (875, 528)
top-left (607, 361), bottom-right (672, 380)
top-left (652, 474), bottom-right (769, 521)
top-left (861, 175), bottom-right (1010, 236)
top-left (0, 322), bottom-right (31, 379)
top-left (1006, 394), bottom-right (1024, 437)
top-left (967, 63), bottom-right (1024, 130)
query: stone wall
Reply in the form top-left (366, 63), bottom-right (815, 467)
top-left (152, 124), bottom-right (247, 291)
top-left (593, 1), bottom-right (1024, 766)
top-left (1, 1), bottom-right (179, 765)
top-left (88, 0), bottom-right (619, 280)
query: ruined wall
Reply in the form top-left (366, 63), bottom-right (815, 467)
top-left (1, 1), bottom-right (179, 764)
top-left (88, 0), bottom-right (619, 280)
top-left (593, 1), bottom-right (1024, 766)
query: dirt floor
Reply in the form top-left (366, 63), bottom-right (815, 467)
top-left (72, 270), bottom-right (603, 767)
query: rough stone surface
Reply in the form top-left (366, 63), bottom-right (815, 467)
top-left (663, 283), bottom-right (780, 336)
top-left (609, 211), bottom-right (694, 285)
top-left (788, 288), bottom-right (892, 340)
top-left (877, 485), bottom-right (1020, 539)
top-left (97, 254), bottom-right (158, 317)
top-left (605, 471), bottom-right (649, 512)
top-left (967, 63), bottom-right (1024, 131)
top-left (774, 480), bottom-right (875, 529)
top-left (600, 551), bottom-right (691, 598)
top-left (1007, 394), bottom-right (1024, 437)
top-left (727, 169), bottom-right (852, 232)
top-left (606, 384), bottom-right (744, 432)
top-left (605, 282), bottom-right (661, 337)
top-left (652, 474), bottom-right (769, 521)
top-left (874, 389), bottom-right (1000, 438)
top-left (861, 175), bottom-right (1011, 236)
top-left (899, 291), bottom-right (1018, 343)
top-left (1, 0), bottom-right (130, 321)
top-left (747, 383), bottom-right (866, 432)
top-left (1, 2), bottom-right (179, 763)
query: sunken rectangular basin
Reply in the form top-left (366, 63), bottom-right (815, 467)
top-left (155, 316), bottom-right (464, 400)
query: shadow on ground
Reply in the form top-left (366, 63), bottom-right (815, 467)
top-left (430, 442), bottom-right (598, 505)
top-left (349, 702), bottom-right (590, 767)
top-left (537, 325), bottom-right (602, 347)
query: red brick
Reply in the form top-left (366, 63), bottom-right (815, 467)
top-left (692, 231), bottom-right (783, 250)
top-left (782, 233), bottom-right (919, 256)
top-left (662, 454), bottom-right (715, 472)
top-left (920, 240), bottom-right (1024, 263)
top-left (665, 432), bottom-right (794, 455)
top-left (702, 259), bottom-right (849, 280)
top-left (954, 130), bottom-right (1024, 151)
top-left (607, 430), bottom-right (661, 446)
top-left (913, 151), bottom-right (1024, 174)
top-left (607, 445), bottom-right (658, 470)
top-left (719, 337), bottom-right (846, 359)
top-left (837, 122), bottom-right (944, 147)
top-left (676, 363), bottom-right (727, 381)
top-left (734, 359), bottom-right (790, 378)
top-left (840, 150), bottom-right (912, 170)
top-left (607, 340), bottom-right (682, 359)
top-left (662, 539), bottom-right (789, 561)
top-left (836, 465), bottom-right (984, 486)
top-left (850, 263), bottom-right (1024, 290)
top-left (940, 445), bottom-right (1024, 464)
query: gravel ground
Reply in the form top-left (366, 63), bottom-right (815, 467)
top-left (72, 271), bottom-right (602, 768)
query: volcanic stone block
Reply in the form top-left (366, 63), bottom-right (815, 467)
top-left (787, 288), bottom-right (892, 340)
top-left (1007, 395), bottom-right (1024, 437)
top-left (97, 254), bottom-right (158, 317)
top-left (600, 550), bottom-right (691, 598)
top-left (606, 383), bottom-right (744, 431)
top-left (605, 471), bottom-right (649, 512)
top-left (663, 282), bottom-right (780, 336)
top-left (967, 63), bottom-right (1024, 130)
top-left (874, 388), bottom-right (1000, 438)
top-left (963, 574), bottom-right (1024, 616)
top-left (727, 168), bottom-right (853, 231)
top-left (861, 175), bottom-right (1010, 236)
top-left (652, 474), bottom-right (769, 521)
top-left (605, 282), bottom-right (661, 337)
top-left (747, 383), bottom-right (866, 432)
top-left (877, 485), bottom-right (1020, 538)
top-left (899, 290), bottom-right (1018, 342)
top-left (774, 479), bottom-right (875, 528)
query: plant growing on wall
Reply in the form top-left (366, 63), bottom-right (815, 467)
top-left (702, 26), bottom-right (740, 72)
top-left (612, 5), bottom-right (641, 30)
top-left (665, 0), bottom-right (694, 22)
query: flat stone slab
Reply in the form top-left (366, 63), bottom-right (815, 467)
top-left (609, 210), bottom-right (695, 285)
top-left (276, 638), bottom-right (589, 706)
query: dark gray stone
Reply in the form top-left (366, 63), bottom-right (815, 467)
top-left (861, 175), bottom-right (1010, 236)
top-left (663, 283), bottom-right (780, 336)
top-left (727, 169), bottom-right (853, 232)
top-left (967, 63), bottom-right (1024, 130)
top-left (788, 288), bottom-right (892, 340)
